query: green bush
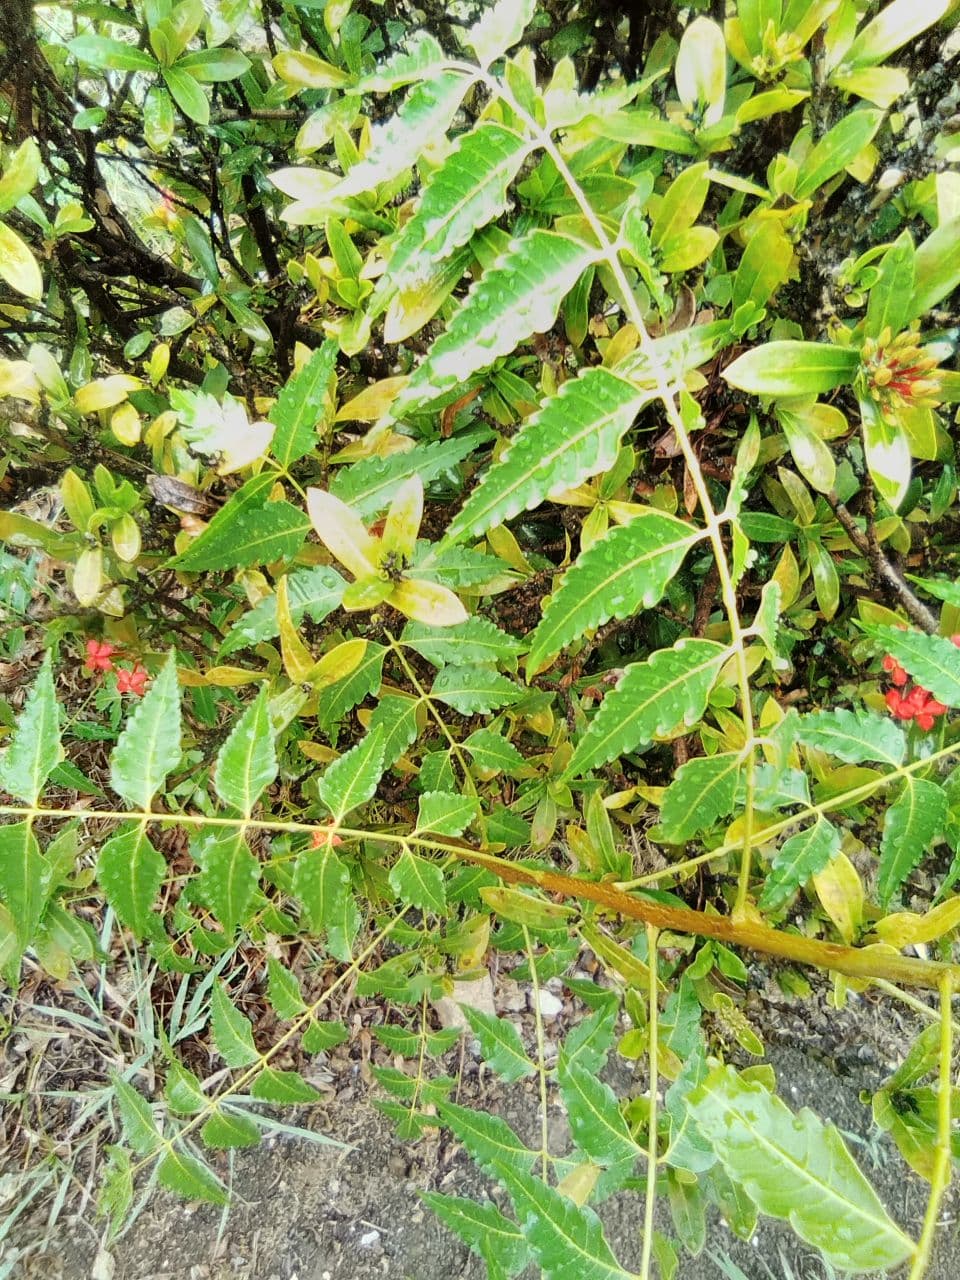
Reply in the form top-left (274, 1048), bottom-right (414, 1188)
top-left (2, 0), bottom-right (960, 1274)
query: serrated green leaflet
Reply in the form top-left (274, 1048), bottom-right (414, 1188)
top-left (557, 1059), bottom-right (642, 1167)
top-left (112, 1076), bottom-right (161, 1155)
top-left (566, 639), bottom-right (727, 777)
top-left (401, 616), bottom-right (524, 667)
top-left (109, 652), bottom-right (181, 810)
top-left (659, 753), bottom-right (742, 843)
top-left (293, 841), bottom-right (351, 933)
top-left (97, 825), bottom-right (165, 940)
top-left (688, 1065), bottom-right (913, 1271)
top-left (461, 1006), bottom-right (534, 1082)
top-left (491, 1160), bottom-right (634, 1280)
top-left (220, 565), bottom-right (345, 657)
top-left (214, 685), bottom-right (277, 816)
top-left (383, 122), bottom-right (532, 291)
top-left (438, 1101), bottom-right (538, 1177)
top-left (196, 829), bottom-right (259, 934)
top-left (559, 999), bottom-right (617, 1075)
top-left (266, 956), bottom-right (307, 1018)
top-left (393, 231), bottom-right (596, 417)
top-left (252, 1067), bottom-right (322, 1105)
top-left (317, 726), bottom-right (385, 821)
top-left (210, 981), bottom-right (260, 1067)
top-left (864, 627), bottom-right (960, 708)
top-left (463, 728), bottom-right (525, 776)
top-left (420, 1192), bottom-right (530, 1277)
top-left (201, 1108), bottom-right (260, 1149)
top-left (447, 368), bottom-right (653, 544)
top-left (366, 694), bottom-right (421, 768)
top-left (357, 32), bottom-right (445, 92)
top-left (330, 433), bottom-right (486, 518)
top-left (879, 777), bottom-right (947, 907)
top-left (157, 1149), bottom-right (227, 1205)
top-left (794, 708), bottom-right (905, 766)
top-left (388, 847), bottom-right (447, 913)
top-left (465, 0), bottom-right (536, 65)
top-left (760, 817), bottom-right (842, 911)
top-left (528, 513), bottom-right (704, 675)
top-left (431, 665), bottom-right (521, 715)
top-left (0, 651), bottom-right (60, 804)
top-left (316, 643), bottom-right (385, 739)
top-left (270, 340), bottom-right (336, 468)
top-left (170, 500), bottom-right (309, 571)
top-left (415, 791), bottom-right (477, 837)
top-left (0, 822), bottom-right (50, 971)
top-left (323, 72), bottom-right (471, 203)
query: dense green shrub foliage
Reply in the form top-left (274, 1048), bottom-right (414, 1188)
top-left (2, 0), bottom-right (960, 1274)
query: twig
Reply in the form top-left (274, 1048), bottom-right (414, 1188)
top-left (828, 495), bottom-right (938, 633)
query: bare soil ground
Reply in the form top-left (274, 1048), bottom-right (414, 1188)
top-left (6, 964), bottom-right (960, 1280)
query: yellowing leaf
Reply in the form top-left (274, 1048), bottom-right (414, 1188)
top-left (0, 222), bottom-right (42, 300)
top-left (0, 358), bottom-right (40, 402)
top-left (306, 487), bottom-right (379, 579)
top-left (874, 897), bottom-right (960, 948)
top-left (675, 17), bottom-right (726, 127)
top-left (277, 575), bottom-right (318, 682)
top-left (390, 578), bottom-right (468, 626)
top-left (272, 50), bottom-right (349, 88)
top-left (75, 374), bottom-right (143, 414)
top-left (312, 638), bottom-right (367, 688)
top-left (381, 474), bottom-right (423, 562)
top-left (335, 376), bottom-right (409, 422)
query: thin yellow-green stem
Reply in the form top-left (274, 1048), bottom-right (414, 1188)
top-left (523, 924), bottom-right (551, 1179)
top-left (907, 973), bottom-right (954, 1280)
top-left (872, 978), bottom-right (960, 1037)
top-left (639, 924), bottom-right (660, 1280)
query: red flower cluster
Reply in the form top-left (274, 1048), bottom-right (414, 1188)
top-left (882, 637), bottom-right (959, 731)
top-left (83, 639), bottom-right (150, 697)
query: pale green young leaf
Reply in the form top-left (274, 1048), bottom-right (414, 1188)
top-left (674, 17), bottom-right (726, 127)
top-left (321, 72), bottom-right (470, 203)
top-left (843, 0), bottom-right (951, 69)
top-left (795, 708), bottom-right (905, 766)
top-left (331, 433), bottom-right (486, 518)
top-left (557, 1059), bottom-right (642, 1168)
top-left (777, 408), bottom-right (836, 494)
top-left (794, 110), bottom-right (883, 201)
top-left (464, 0), bottom-right (536, 66)
top-left (367, 694), bottom-right (421, 769)
top-left (109, 653), bottom-right (182, 809)
top-left (392, 231), bottom-right (596, 417)
top-left (879, 777), bottom-right (947, 907)
top-left (317, 727), bottom-right (385, 821)
top-left (0, 137), bottom-right (40, 213)
top-left (431, 665), bottom-right (521, 715)
top-left (651, 162), bottom-right (710, 248)
top-left (439, 1101), bottom-right (538, 1177)
top-left (99, 1147), bottom-right (134, 1237)
top-left (864, 232), bottom-right (915, 341)
top-left (157, 1149), bottom-right (227, 1205)
top-left (864, 628), bottom-right (960, 708)
top-left (732, 220), bottom-right (794, 312)
top-left (445, 368), bottom-right (653, 544)
top-left (910, 218), bottom-right (960, 321)
top-left (0, 651), bottom-right (60, 804)
top-left (251, 1067), bottom-right (322, 1104)
top-left (565, 639), bottom-right (727, 777)
top-left (658, 754), bottom-right (742, 843)
top-left (68, 34), bottom-right (158, 72)
top-left (722, 342), bottom-right (859, 397)
top-left (463, 728), bottom-right (525, 777)
top-left (461, 1007), bottom-right (534, 1083)
top-left (210, 982), bottom-right (260, 1068)
top-left (760, 816), bottom-right (842, 911)
top-left (527, 512), bottom-right (703, 676)
top-left (269, 341), bottom-right (337, 468)
top-left (266, 956), bottom-right (307, 1019)
top-left (196, 829), bottom-right (260, 934)
top-left (382, 122), bottom-right (533, 292)
top-left (491, 1160), bottom-right (634, 1280)
top-left (738, 0), bottom-right (785, 56)
top-left (0, 822), bottom-right (51, 961)
top-left (689, 1065), bottom-right (913, 1271)
top-left (0, 222), bottom-right (43, 300)
top-left (201, 1108), bottom-right (260, 1149)
top-left (97, 826), bottom-right (165, 940)
top-left (401, 617), bottom-right (524, 667)
top-left (420, 1192), bottom-right (531, 1278)
top-left (214, 686), bottom-right (277, 817)
top-left (389, 847), bottom-right (447, 913)
top-left (112, 1076), bottom-right (162, 1156)
top-left (415, 791), bottom-right (478, 837)
top-left (162, 65), bottom-right (209, 125)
